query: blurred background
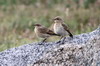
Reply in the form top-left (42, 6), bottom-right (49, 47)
top-left (0, 0), bottom-right (100, 51)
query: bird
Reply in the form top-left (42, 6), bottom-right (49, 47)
top-left (34, 24), bottom-right (59, 44)
top-left (53, 16), bottom-right (73, 43)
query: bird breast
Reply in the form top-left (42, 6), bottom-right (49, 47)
top-left (54, 23), bottom-right (68, 36)
top-left (34, 27), bottom-right (39, 37)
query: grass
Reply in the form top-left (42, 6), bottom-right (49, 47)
top-left (0, 1), bottom-right (100, 51)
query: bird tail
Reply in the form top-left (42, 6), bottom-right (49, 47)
top-left (66, 30), bottom-right (73, 38)
top-left (69, 33), bottom-right (73, 38)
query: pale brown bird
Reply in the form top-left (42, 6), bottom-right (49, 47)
top-left (53, 16), bottom-right (73, 41)
top-left (34, 24), bottom-right (59, 43)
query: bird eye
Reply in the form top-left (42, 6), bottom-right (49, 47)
top-left (56, 18), bottom-right (60, 20)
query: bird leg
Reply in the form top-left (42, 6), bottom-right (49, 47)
top-left (42, 38), bottom-right (47, 42)
top-left (61, 37), bottom-right (66, 44)
top-left (60, 36), bottom-right (64, 40)
top-left (58, 36), bottom-right (66, 44)
top-left (56, 36), bottom-right (63, 44)
top-left (38, 38), bottom-right (47, 45)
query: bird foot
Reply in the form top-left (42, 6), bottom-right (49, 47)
top-left (56, 37), bottom-right (66, 44)
top-left (60, 41), bottom-right (65, 44)
top-left (38, 42), bottom-right (44, 45)
top-left (56, 40), bottom-right (61, 44)
top-left (60, 37), bottom-right (66, 44)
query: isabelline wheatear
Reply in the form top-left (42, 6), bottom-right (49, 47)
top-left (53, 16), bottom-right (73, 43)
top-left (34, 24), bottom-right (59, 44)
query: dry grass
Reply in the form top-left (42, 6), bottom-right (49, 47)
top-left (0, 0), bottom-right (100, 51)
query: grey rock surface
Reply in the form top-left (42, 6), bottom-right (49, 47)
top-left (0, 26), bottom-right (100, 66)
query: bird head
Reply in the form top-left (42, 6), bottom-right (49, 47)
top-left (34, 24), bottom-right (42, 27)
top-left (53, 16), bottom-right (63, 23)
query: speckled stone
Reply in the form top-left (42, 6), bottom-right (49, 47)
top-left (0, 26), bottom-right (100, 66)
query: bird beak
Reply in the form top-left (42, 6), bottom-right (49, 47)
top-left (32, 24), bottom-right (35, 26)
top-left (53, 18), bottom-right (56, 20)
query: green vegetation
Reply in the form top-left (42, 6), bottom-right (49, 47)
top-left (0, 0), bottom-right (100, 51)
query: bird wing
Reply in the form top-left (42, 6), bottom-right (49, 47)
top-left (39, 27), bottom-right (58, 35)
top-left (46, 29), bottom-right (57, 35)
top-left (38, 27), bottom-right (48, 34)
top-left (62, 24), bottom-right (73, 38)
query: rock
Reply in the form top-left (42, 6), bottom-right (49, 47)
top-left (0, 26), bottom-right (100, 66)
